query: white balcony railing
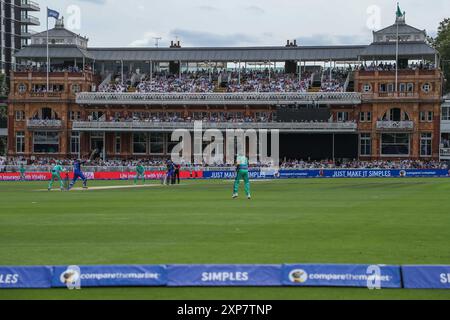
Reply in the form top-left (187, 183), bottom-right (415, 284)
top-left (72, 121), bottom-right (358, 133)
top-left (27, 119), bottom-right (62, 129)
top-left (376, 121), bottom-right (414, 131)
top-left (76, 92), bottom-right (362, 106)
top-left (440, 148), bottom-right (450, 156)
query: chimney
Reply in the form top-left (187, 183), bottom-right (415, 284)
top-left (170, 41), bottom-right (174, 47)
top-left (294, 40), bottom-right (297, 46)
top-left (286, 40), bottom-right (290, 46)
top-left (177, 41), bottom-right (180, 47)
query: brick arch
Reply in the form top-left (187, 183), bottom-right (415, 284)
top-left (378, 106), bottom-right (411, 121)
top-left (29, 106), bottom-right (61, 120)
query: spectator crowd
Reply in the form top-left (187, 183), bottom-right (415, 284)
top-left (1, 156), bottom-right (447, 172)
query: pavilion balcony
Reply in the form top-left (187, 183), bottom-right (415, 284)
top-left (376, 121), bottom-right (414, 131)
top-left (72, 121), bottom-right (358, 133)
top-left (27, 119), bottom-right (62, 130)
top-left (440, 148), bottom-right (450, 159)
top-left (361, 92), bottom-right (423, 101)
top-left (356, 69), bottom-right (440, 78)
top-left (76, 92), bottom-right (362, 106)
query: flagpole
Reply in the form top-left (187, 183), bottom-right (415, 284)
top-left (395, 18), bottom-right (399, 94)
top-left (46, 7), bottom-right (49, 92)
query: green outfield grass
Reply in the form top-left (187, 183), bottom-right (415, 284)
top-left (0, 178), bottom-right (450, 300)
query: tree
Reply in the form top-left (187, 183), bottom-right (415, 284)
top-left (0, 73), bottom-right (7, 98)
top-left (430, 18), bottom-right (450, 94)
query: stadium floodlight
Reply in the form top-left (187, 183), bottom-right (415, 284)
top-left (153, 37), bottom-right (162, 48)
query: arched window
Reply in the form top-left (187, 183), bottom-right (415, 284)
top-left (33, 107), bottom-right (59, 120)
top-left (382, 108), bottom-right (410, 121)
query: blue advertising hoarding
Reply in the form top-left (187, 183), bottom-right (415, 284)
top-left (282, 264), bottom-right (402, 288)
top-left (402, 266), bottom-right (450, 289)
top-left (0, 266), bottom-right (53, 289)
top-left (203, 169), bottom-right (449, 179)
top-left (51, 265), bottom-right (167, 288)
top-left (167, 265), bottom-right (282, 287)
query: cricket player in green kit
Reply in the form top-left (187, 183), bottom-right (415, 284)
top-left (48, 162), bottom-right (66, 191)
top-left (134, 162), bottom-right (146, 185)
top-left (233, 154), bottom-right (251, 200)
top-left (19, 164), bottom-right (26, 181)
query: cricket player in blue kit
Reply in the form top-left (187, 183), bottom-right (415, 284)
top-left (165, 160), bottom-right (175, 185)
top-left (69, 159), bottom-right (88, 190)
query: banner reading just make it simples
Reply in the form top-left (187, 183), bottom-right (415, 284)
top-left (202, 169), bottom-right (450, 179)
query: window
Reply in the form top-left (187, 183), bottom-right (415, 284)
top-left (133, 133), bottom-right (147, 154)
top-left (387, 83), bottom-right (395, 92)
top-left (69, 111), bottom-right (81, 121)
top-left (33, 132), bottom-right (59, 153)
top-left (363, 84), bottom-right (372, 93)
top-left (16, 132), bottom-right (25, 153)
top-left (360, 133), bottom-right (371, 156)
top-left (381, 133), bottom-right (410, 156)
top-left (407, 83), bottom-right (414, 92)
top-left (15, 110), bottom-right (25, 121)
top-left (359, 112), bottom-right (372, 123)
top-left (337, 112), bottom-right (349, 122)
top-left (420, 133), bottom-right (432, 157)
top-left (71, 84), bottom-right (81, 93)
top-left (115, 133), bottom-right (121, 154)
top-left (18, 83), bottom-right (27, 94)
top-left (70, 132), bottom-right (80, 154)
top-left (420, 111), bottom-right (433, 122)
top-left (150, 133), bottom-right (164, 154)
top-left (422, 83), bottom-right (432, 93)
top-left (442, 107), bottom-right (450, 121)
top-left (383, 108), bottom-right (409, 121)
top-left (89, 111), bottom-right (104, 121)
top-left (399, 83), bottom-right (406, 92)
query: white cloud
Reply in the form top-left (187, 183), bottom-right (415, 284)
top-left (35, 0), bottom-right (447, 47)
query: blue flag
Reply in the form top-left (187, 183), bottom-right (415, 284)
top-left (47, 8), bottom-right (60, 20)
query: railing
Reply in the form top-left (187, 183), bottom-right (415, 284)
top-left (26, 92), bottom-right (64, 99)
top-left (363, 92), bottom-right (419, 100)
top-left (356, 69), bottom-right (439, 77)
top-left (76, 92), bottom-right (362, 106)
top-left (440, 148), bottom-right (450, 157)
top-left (20, 0), bottom-right (40, 11)
top-left (27, 120), bottom-right (62, 129)
top-left (21, 15), bottom-right (40, 25)
top-left (72, 120), bottom-right (358, 133)
top-left (376, 121), bottom-right (414, 131)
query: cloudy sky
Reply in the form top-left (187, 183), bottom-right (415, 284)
top-left (33, 0), bottom-right (450, 47)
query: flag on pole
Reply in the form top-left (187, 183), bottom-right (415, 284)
top-left (47, 8), bottom-right (60, 20)
top-left (396, 3), bottom-right (403, 18)
top-left (46, 8), bottom-right (60, 92)
top-left (396, 3), bottom-right (405, 22)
